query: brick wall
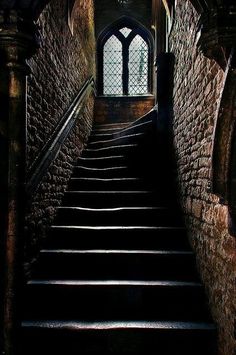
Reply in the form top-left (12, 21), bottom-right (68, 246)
top-left (169, 1), bottom-right (236, 354)
top-left (25, 0), bottom-right (95, 274)
top-left (94, 96), bottom-right (155, 124)
top-left (27, 0), bottom-right (95, 166)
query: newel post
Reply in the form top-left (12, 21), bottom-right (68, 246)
top-left (0, 10), bottom-right (37, 355)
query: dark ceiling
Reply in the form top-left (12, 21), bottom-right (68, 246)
top-left (94, 0), bottom-right (152, 38)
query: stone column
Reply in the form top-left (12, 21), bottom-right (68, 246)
top-left (0, 10), bottom-right (37, 355)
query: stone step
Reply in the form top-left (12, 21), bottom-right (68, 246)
top-left (68, 177), bottom-right (148, 191)
top-left (62, 190), bottom-right (164, 208)
top-left (83, 144), bottom-right (138, 158)
top-left (94, 122), bottom-right (129, 130)
top-left (89, 132), bottom-right (114, 142)
top-left (34, 249), bottom-right (198, 281)
top-left (21, 320), bottom-right (217, 355)
top-left (89, 120), bottom-right (153, 143)
top-left (92, 127), bottom-right (128, 134)
top-left (76, 155), bottom-right (127, 168)
top-left (54, 206), bottom-right (184, 227)
top-left (72, 166), bottom-right (130, 179)
top-left (87, 133), bottom-right (145, 149)
top-left (47, 226), bottom-right (190, 251)
top-left (24, 280), bottom-right (211, 322)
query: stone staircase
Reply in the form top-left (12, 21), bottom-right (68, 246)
top-left (21, 114), bottom-right (217, 354)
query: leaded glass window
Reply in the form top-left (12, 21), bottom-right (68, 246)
top-left (99, 21), bottom-right (152, 96)
top-left (129, 35), bottom-right (149, 95)
top-left (103, 35), bottom-right (123, 95)
top-left (119, 27), bottom-right (132, 37)
top-left (117, 0), bottom-right (129, 5)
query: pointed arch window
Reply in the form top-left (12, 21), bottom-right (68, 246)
top-left (103, 35), bottom-right (123, 95)
top-left (98, 19), bottom-right (153, 96)
top-left (129, 35), bottom-right (149, 95)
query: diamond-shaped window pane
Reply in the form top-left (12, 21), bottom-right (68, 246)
top-left (119, 27), bottom-right (132, 37)
top-left (117, 0), bottom-right (129, 5)
top-left (103, 35), bottom-right (123, 95)
top-left (128, 35), bottom-right (149, 95)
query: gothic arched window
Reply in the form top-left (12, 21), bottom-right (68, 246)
top-left (97, 18), bottom-right (153, 96)
top-left (128, 35), bottom-right (149, 95)
top-left (103, 35), bottom-right (123, 95)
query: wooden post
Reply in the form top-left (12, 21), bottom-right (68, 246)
top-left (0, 10), bottom-right (37, 355)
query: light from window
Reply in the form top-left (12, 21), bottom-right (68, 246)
top-left (117, 0), bottom-right (129, 5)
top-left (128, 35), bottom-right (149, 95)
top-left (103, 35), bottom-right (123, 95)
top-left (119, 27), bottom-right (132, 38)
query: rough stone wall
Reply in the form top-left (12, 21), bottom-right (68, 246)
top-left (94, 97), bottom-right (155, 123)
top-left (25, 0), bottom-right (95, 273)
top-left (27, 0), bottom-right (95, 166)
top-left (169, 1), bottom-right (236, 354)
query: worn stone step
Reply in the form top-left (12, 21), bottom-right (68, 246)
top-left (74, 154), bottom-right (158, 179)
top-left (94, 122), bottom-right (129, 130)
top-left (72, 165), bottom-right (163, 182)
top-left (72, 166), bottom-right (130, 179)
top-left (111, 119), bottom-right (153, 138)
top-left (82, 144), bottom-right (138, 158)
top-left (21, 320), bottom-right (217, 355)
top-left (76, 155), bottom-right (127, 168)
top-left (62, 191), bottom-right (162, 208)
top-left (89, 120), bottom-right (153, 143)
top-left (47, 226), bottom-right (190, 251)
top-left (68, 177), bottom-right (148, 191)
top-left (87, 133), bottom-right (145, 149)
top-left (89, 133), bottom-right (114, 142)
top-left (55, 206), bottom-right (183, 227)
top-left (34, 250), bottom-right (198, 281)
top-left (92, 127), bottom-right (128, 134)
top-left (24, 280), bottom-right (211, 322)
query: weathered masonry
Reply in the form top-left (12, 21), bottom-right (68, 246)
top-left (0, 1), bottom-right (235, 355)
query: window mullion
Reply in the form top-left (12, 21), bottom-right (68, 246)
top-left (123, 43), bottom-right (129, 95)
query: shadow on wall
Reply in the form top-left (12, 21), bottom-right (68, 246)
top-left (155, 52), bottom-right (175, 184)
top-left (156, 52), bottom-right (175, 135)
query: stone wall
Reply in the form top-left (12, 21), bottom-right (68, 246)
top-left (27, 0), bottom-right (95, 166)
top-left (25, 0), bottom-right (95, 274)
top-left (169, 1), bottom-right (236, 354)
top-left (94, 96), bottom-right (155, 123)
